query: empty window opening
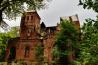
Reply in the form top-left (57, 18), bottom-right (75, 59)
top-left (24, 46), bottom-right (30, 57)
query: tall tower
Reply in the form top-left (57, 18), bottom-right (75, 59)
top-left (20, 11), bottom-right (41, 39)
top-left (15, 11), bottom-right (41, 64)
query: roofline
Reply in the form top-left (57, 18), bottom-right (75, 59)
top-left (22, 11), bottom-right (41, 20)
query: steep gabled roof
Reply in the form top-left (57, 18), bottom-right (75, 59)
top-left (41, 22), bottom-right (46, 28)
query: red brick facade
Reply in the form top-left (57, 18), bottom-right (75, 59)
top-left (5, 11), bottom-right (80, 64)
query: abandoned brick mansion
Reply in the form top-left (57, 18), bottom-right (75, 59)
top-left (5, 11), bottom-right (80, 64)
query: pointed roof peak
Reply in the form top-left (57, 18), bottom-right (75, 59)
top-left (41, 22), bottom-right (46, 28)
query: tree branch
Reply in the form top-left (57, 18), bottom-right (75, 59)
top-left (1, 5), bottom-right (8, 11)
top-left (0, 1), bottom-right (10, 11)
top-left (0, 0), bottom-right (3, 5)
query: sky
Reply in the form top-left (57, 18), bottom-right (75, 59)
top-left (5, 0), bottom-right (97, 27)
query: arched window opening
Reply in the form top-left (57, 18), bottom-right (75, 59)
top-left (9, 47), bottom-right (16, 60)
top-left (24, 46), bottom-right (30, 58)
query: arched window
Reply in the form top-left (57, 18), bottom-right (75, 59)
top-left (24, 46), bottom-right (30, 57)
top-left (9, 47), bottom-right (16, 60)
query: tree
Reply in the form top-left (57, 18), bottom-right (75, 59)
top-left (53, 20), bottom-right (79, 65)
top-left (79, 0), bottom-right (98, 12)
top-left (35, 44), bottom-right (44, 65)
top-left (0, 26), bottom-right (19, 61)
top-left (77, 0), bottom-right (98, 64)
top-left (0, 0), bottom-right (50, 30)
top-left (76, 17), bottom-right (98, 65)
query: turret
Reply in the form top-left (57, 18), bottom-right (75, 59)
top-left (20, 11), bottom-right (41, 39)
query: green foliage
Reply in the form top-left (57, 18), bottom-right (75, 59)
top-left (55, 20), bottom-right (78, 55)
top-left (16, 61), bottom-right (24, 65)
top-left (53, 20), bottom-right (79, 65)
top-left (0, 27), bottom-right (19, 61)
top-left (7, 27), bottom-right (20, 37)
top-left (35, 44), bottom-right (43, 59)
top-left (2, 0), bottom-right (46, 19)
top-left (79, 0), bottom-right (98, 12)
top-left (69, 61), bottom-right (81, 65)
top-left (35, 44), bottom-right (44, 65)
top-left (0, 0), bottom-right (51, 28)
top-left (76, 17), bottom-right (98, 65)
top-left (78, 0), bottom-right (98, 64)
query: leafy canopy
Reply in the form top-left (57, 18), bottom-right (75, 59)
top-left (0, 0), bottom-right (50, 30)
top-left (76, 17), bottom-right (98, 65)
top-left (79, 0), bottom-right (98, 12)
top-left (53, 19), bottom-right (79, 65)
top-left (0, 27), bottom-right (19, 61)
